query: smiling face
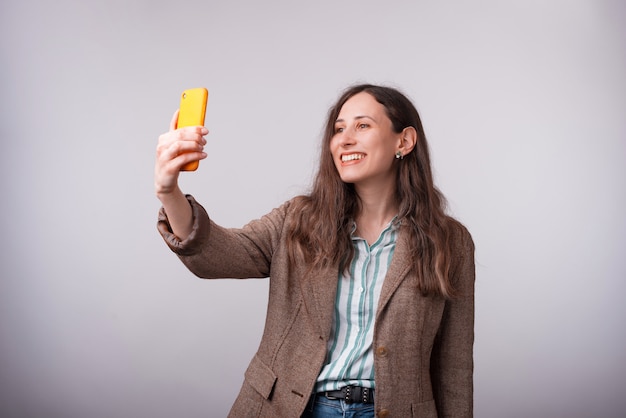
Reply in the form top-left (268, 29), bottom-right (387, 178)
top-left (330, 92), bottom-right (401, 190)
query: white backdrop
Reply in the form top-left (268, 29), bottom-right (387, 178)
top-left (1, 0), bottom-right (625, 417)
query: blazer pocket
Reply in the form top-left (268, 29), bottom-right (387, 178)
top-left (412, 399), bottom-right (437, 417)
top-left (244, 354), bottom-right (277, 400)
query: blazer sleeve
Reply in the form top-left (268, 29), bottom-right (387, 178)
top-left (431, 222), bottom-right (476, 417)
top-left (157, 194), bottom-right (288, 279)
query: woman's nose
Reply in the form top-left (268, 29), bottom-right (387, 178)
top-left (338, 128), bottom-right (356, 146)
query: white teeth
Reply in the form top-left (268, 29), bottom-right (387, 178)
top-left (341, 154), bottom-right (364, 162)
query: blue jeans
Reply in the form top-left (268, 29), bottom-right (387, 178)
top-left (301, 394), bottom-right (375, 418)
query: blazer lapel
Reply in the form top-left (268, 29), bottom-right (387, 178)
top-left (378, 228), bottom-right (413, 314)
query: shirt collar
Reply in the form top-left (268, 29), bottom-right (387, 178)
top-left (350, 215), bottom-right (399, 240)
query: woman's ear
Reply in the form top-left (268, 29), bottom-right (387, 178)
top-left (398, 126), bottom-right (417, 155)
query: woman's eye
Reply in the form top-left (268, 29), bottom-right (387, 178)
top-left (335, 127), bottom-right (344, 133)
top-left (358, 123), bottom-right (369, 129)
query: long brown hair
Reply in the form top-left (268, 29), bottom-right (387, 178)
top-left (286, 84), bottom-right (457, 298)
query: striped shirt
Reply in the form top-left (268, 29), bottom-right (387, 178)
top-left (315, 218), bottom-right (398, 392)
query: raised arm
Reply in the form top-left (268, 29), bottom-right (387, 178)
top-left (154, 110), bottom-right (208, 240)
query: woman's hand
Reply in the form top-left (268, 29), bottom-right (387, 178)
top-left (154, 110), bottom-right (208, 198)
top-left (154, 110), bottom-right (208, 240)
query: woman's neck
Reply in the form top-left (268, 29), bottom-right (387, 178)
top-left (354, 184), bottom-right (399, 244)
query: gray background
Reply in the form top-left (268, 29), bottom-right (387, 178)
top-left (1, 0), bottom-right (625, 417)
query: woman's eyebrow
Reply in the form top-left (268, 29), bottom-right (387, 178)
top-left (335, 115), bottom-right (377, 124)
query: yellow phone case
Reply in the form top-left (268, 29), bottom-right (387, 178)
top-left (177, 87), bottom-right (208, 171)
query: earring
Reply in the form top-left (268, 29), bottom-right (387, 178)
top-left (395, 151), bottom-right (404, 160)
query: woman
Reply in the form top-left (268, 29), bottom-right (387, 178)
top-left (155, 84), bottom-right (475, 417)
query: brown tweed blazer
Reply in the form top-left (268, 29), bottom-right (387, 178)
top-left (158, 195), bottom-right (475, 418)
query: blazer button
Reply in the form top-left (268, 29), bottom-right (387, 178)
top-left (375, 346), bottom-right (388, 357)
top-left (377, 408), bottom-right (390, 417)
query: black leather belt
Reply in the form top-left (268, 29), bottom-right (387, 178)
top-left (322, 385), bottom-right (374, 404)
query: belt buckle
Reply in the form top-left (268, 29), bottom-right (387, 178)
top-left (324, 391), bottom-right (341, 400)
top-left (325, 385), bottom-right (372, 404)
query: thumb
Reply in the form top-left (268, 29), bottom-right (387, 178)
top-left (169, 109), bottom-right (180, 131)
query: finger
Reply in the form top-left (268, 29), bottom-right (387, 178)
top-left (162, 151), bottom-right (207, 175)
top-left (169, 109), bottom-right (180, 131)
top-left (167, 136), bottom-right (206, 159)
top-left (176, 151), bottom-right (208, 166)
top-left (176, 126), bottom-right (209, 143)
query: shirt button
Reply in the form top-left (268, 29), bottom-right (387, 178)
top-left (377, 409), bottom-right (390, 418)
top-left (359, 287), bottom-right (364, 293)
top-left (376, 346), bottom-right (388, 357)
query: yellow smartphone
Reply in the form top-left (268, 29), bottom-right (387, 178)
top-left (176, 87), bottom-right (208, 171)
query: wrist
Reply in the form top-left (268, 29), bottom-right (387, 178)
top-left (156, 186), bottom-right (185, 205)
